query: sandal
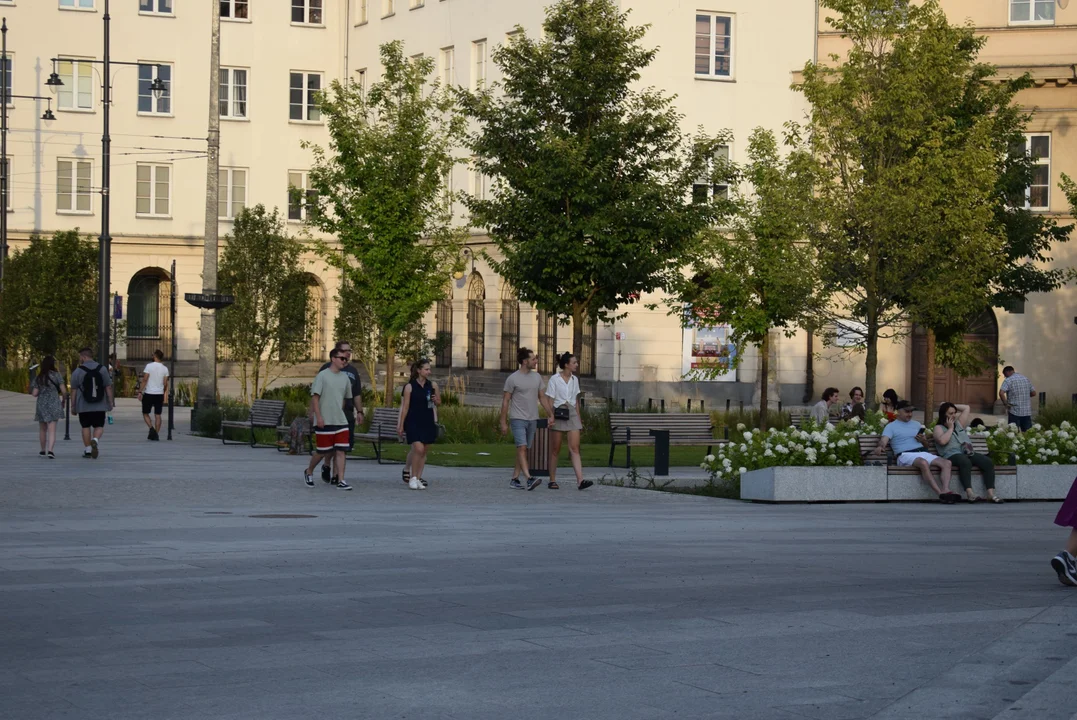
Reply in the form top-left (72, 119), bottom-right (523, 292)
top-left (989, 496), bottom-right (1005, 503)
top-left (402, 468), bottom-right (410, 484)
top-left (547, 481), bottom-right (559, 490)
top-left (966, 495), bottom-right (982, 503)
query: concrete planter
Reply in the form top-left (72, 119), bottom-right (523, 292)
top-left (1016, 464), bottom-right (1077, 500)
top-left (740, 465), bottom-right (887, 503)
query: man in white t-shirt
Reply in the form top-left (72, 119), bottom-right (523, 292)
top-left (138, 349), bottom-right (170, 441)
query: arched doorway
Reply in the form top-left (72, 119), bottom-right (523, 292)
top-left (126, 268), bottom-right (172, 362)
top-left (467, 273), bottom-right (485, 370)
top-left (537, 309), bottom-right (557, 375)
top-left (435, 290), bottom-right (453, 368)
top-left (279, 274), bottom-right (326, 361)
top-left (911, 309), bottom-right (999, 413)
top-left (499, 285), bottom-right (519, 372)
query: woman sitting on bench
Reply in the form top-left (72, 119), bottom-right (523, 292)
top-left (932, 402), bottom-right (1003, 504)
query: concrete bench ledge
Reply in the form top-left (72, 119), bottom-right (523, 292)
top-left (742, 464), bottom-right (1077, 503)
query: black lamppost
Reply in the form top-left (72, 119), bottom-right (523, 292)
top-left (0, 18), bottom-right (57, 300)
top-left (45, 0), bottom-right (166, 367)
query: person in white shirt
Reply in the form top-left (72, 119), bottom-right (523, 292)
top-left (545, 352), bottom-right (593, 491)
top-left (138, 349), bottom-right (170, 441)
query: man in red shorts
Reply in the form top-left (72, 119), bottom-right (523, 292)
top-left (303, 348), bottom-right (354, 491)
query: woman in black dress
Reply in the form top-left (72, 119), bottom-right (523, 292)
top-left (397, 358), bottom-right (439, 490)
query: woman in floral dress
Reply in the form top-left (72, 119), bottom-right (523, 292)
top-left (31, 355), bottom-right (65, 459)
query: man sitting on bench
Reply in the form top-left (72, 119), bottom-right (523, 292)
top-left (869, 400), bottom-right (958, 503)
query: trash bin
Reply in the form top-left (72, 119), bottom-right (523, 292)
top-left (528, 418), bottom-right (550, 477)
top-left (649, 428), bottom-right (670, 476)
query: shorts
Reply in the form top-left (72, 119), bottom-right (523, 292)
top-left (510, 418), bottom-right (537, 448)
top-left (315, 424), bottom-right (351, 454)
top-left (78, 411), bottom-right (106, 429)
top-left (141, 393), bottom-right (164, 415)
top-left (897, 451), bottom-right (940, 466)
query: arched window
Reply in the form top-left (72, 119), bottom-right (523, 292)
top-left (126, 268), bottom-right (172, 361)
top-left (467, 272), bottom-right (486, 370)
top-left (435, 288), bottom-right (453, 368)
top-left (499, 284), bottom-right (519, 372)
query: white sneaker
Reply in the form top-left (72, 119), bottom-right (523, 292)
top-left (409, 477), bottom-right (422, 490)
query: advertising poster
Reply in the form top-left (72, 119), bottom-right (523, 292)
top-left (681, 309), bottom-right (736, 381)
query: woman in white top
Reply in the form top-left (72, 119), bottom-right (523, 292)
top-left (545, 352), bottom-right (593, 491)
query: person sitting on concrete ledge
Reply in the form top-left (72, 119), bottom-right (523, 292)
top-left (869, 400), bottom-right (958, 504)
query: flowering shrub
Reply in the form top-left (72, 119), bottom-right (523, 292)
top-left (971, 420), bottom-right (1077, 466)
top-left (702, 422), bottom-right (865, 482)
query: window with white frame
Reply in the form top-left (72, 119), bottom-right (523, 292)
top-left (1010, 0), bottom-right (1054, 24)
top-left (694, 13), bottom-right (733, 78)
top-left (357, 0), bottom-right (368, 23)
top-left (288, 171), bottom-right (315, 221)
top-left (292, 0), bottom-right (323, 24)
top-left (59, 0), bottom-right (95, 9)
top-left (219, 67), bottom-right (248, 119)
top-left (289, 72), bottom-right (322, 121)
top-left (410, 0), bottom-right (424, 8)
top-left (471, 40), bottom-right (486, 90)
top-left (57, 159), bottom-right (92, 213)
top-left (356, 68), bottom-right (367, 93)
top-left (439, 47), bottom-right (454, 87)
top-left (1012, 134), bottom-right (1051, 210)
top-left (1, 56), bottom-right (11, 107)
top-left (221, 0), bottom-right (249, 20)
top-left (470, 158), bottom-right (487, 201)
top-left (692, 145), bottom-right (730, 203)
top-left (137, 63), bottom-right (172, 115)
top-left (136, 163), bottom-right (171, 217)
top-left (218, 167), bottom-right (247, 219)
top-left (139, 0), bottom-right (173, 15)
top-left (383, 0), bottom-right (395, 16)
top-left (57, 59), bottom-right (94, 111)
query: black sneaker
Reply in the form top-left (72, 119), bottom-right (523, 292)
top-left (322, 464), bottom-right (332, 484)
top-left (331, 476), bottom-right (340, 486)
top-left (47, 451), bottom-right (55, 459)
top-left (526, 476), bottom-right (541, 491)
top-left (148, 428), bottom-right (154, 440)
top-left (1051, 553), bottom-right (1077, 587)
top-left (151, 429), bottom-right (160, 441)
top-left (336, 479), bottom-right (353, 491)
top-left (304, 471), bottom-right (315, 487)
top-left (509, 478), bottom-right (523, 490)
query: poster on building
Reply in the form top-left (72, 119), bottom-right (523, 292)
top-left (681, 310), bottom-right (736, 381)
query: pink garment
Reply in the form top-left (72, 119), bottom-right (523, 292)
top-left (1054, 476), bottom-right (1077, 528)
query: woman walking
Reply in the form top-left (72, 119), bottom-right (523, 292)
top-left (31, 355), bottom-right (65, 459)
top-left (397, 358), bottom-right (438, 490)
top-left (932, 402), bottom-right (1003, 503)
top-left (545, 352), bottom-right (592, 491)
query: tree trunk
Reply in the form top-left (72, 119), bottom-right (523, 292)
top-left (196, 0), bottom-right (222, 409)
top-left (759, 331), bottom-right (770, 431)
top-left (864, 309), bottom-right (879, 411)
top-left (572, 303), bottom-right (583, 361)
top-left (383, 335), bottom-right (395, 406)
top-left (924, 329), bottom-right (936, 426)
top-left (802, 326), bottom-right (814, 404)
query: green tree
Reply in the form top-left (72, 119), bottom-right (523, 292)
top-left (304, 41), bottom-right (465, 403)
top-left (799, 0), bottom-right (1010, 407)
top-left (217, 205), bottom-right (312, 404)
top-left (460, 0), bottom-right (732, 357)
top-left (0, 229), bottom-right (97, 370)
top-left (672, 127), bottom-right (820, 429)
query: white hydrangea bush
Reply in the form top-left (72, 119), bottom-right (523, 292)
top-left (971, 420), bottom-right (1077, 466)
top-left (701, 420), bottom-right (868, 482)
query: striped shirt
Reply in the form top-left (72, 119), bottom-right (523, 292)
top-left (1000, 372), bottom-right (1035, 417)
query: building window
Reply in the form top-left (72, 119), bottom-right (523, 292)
top-left (289, 72), bottom-right (322, 121)
top-left (57, 159), bottom-right (92, 213)
top-left (288, 171), bottom-right (316, 221)
top-left (440, 46), bottom-right (454, 87)
top-left (356, 68), bottom-right (367, 93)
top-left (357, 0), bottom-right (368, 23)
top-left (470, 159), bottom-right (487, 201)
top-left (1010, 0), bottom-right (1054, 24)
top-left (139, 0), bottom-right (173, 15)
top-left (410, 0), bottom-right (424, 8)
top-left (472, 40), bottom-right (486, 90)
top-left (383, 0), bottom-right (395, 16)
top-left (292, 0), bottom-right (323, 24)
top-left (59, 0), bottom-right (95, 9)
top-left (692, 145), bottom-right (730, 203)
top-left (57, 59), bottom-right (94, 111)
top-left (219, 67), bottom-right (248, 119)
top-left (136, 163), bottom-right (171, 217)
top-left (695, 13), bottom-right (733, 78)
top-left (218, 167), bottom-right (247, 219)
top-left (1, 56), bottom-right (11, 107)
top-left (1012, 134), bottom-right (1051, 210)
top-left (138, 63), bottom-right (172, 115)
top-left (221, 0), bottom-right (249, 20)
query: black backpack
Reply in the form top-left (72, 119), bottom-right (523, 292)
top-left (80, 364), bottom-right (105, 404)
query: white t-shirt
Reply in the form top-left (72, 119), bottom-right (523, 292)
top-left (142, 361), bottom-right (170, 395)
top-left (545, 372), bottom-right (580, 409)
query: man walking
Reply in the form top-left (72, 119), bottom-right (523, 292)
top-left (499, 347), bottom-right (549, 491)
top-left (70, 347), bottom-right (114, 459)
top-left (137, 349), bottom-right (170, 441)
top-left (317, 341), bottom-right (363, 484)
top-left (999, 366), bottom-right (1036, 432)
top-left (304, 348), bottom-right (354, 490)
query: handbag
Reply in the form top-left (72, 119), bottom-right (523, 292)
top-left (553, 404), bottom-right (570, 421)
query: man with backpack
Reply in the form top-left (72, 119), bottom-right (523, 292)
top-left (70, 347), bottom-right (114, 459)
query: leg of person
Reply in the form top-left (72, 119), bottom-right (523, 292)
top-left (404, 446), bottom-right (414, 485)
top-left (547, 430), bottom-right (562, 489)
top-left (913, 457), bottom-right (945, 497)
top-left (80, 419), bottom-right (93, 457)
top-left (929, 456), bottom-right (952, 496)
top-left (334, 445), bottom-right (351, 490)
top-left (970, 453), bottom-right (999, 501)
top-left (154, 402), bottom-right (163, 434)
top-left (46, 421), bottom-right (57, 456)
top-left (39, 422), bottom-right (47, 454)
top-left (948, 453), bottom-right (974, 500)
top-left (306, 427), bottom-right (337, 486)
top-left (567, 429), bottom-right (590, 490)
top-left (1020, 415), bottom-right (1032, 432)
top-left (509, 420), bottom-right (530, 489)
top-left (410, 442), bottom-right (428, 490)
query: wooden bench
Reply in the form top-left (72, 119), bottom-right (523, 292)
top-left (789, 408), bottom-right (839, 429)
top-left (352, 407), bottom-right (405, 464)
top-left (608, 413), bottom-right (716, 468)
top-left (220, 399), bottom-right (287, 448)
top-left (858, 434), bottom-right (1016, 476)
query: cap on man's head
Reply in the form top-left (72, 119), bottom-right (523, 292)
top-left (895, 400), bottom-right (916, 411)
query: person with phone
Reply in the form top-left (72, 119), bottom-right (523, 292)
top-left (933, 402), bottom-right (1001, 503)
top-left (545, 352), bottom-right (592, 491)
top-left (397, 358), bottom-right (438, 490)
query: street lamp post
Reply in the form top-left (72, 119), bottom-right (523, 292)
top-left (45, 0), bottom-right (165, 368)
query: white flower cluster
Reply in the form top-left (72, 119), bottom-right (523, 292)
top-left (973, 420), bottom-right (1077, 466)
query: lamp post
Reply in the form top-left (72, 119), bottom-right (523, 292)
top-left (0, 18), bottom-right (57, 298)
top-left (45, 0), bottom-right (166, 368)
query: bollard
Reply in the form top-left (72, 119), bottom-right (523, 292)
top-left (63, 391), bottom-right (71, 441)
top-left (739, 400), bottom-right (744, 412)
top-left (725, 398), bottom-right (731, 412)
top-left (687, 399), bottom-right (692, 413)
top-left (660, 398), bottom-right (665, 413)
top-left (648, 398), bottom-right (653, 412)
top-left (1040, 391), bottom-right (1046, 409)
top-left (621, 398), bottom-right (626, 412)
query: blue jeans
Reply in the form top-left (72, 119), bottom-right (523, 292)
top-left (1008, 414), bottom-right (1032, 432)
top-left (510, 419), bottom-right (536, 448)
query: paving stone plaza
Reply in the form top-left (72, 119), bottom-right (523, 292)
top-left (1, 391), bottom-right (1076, 720)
